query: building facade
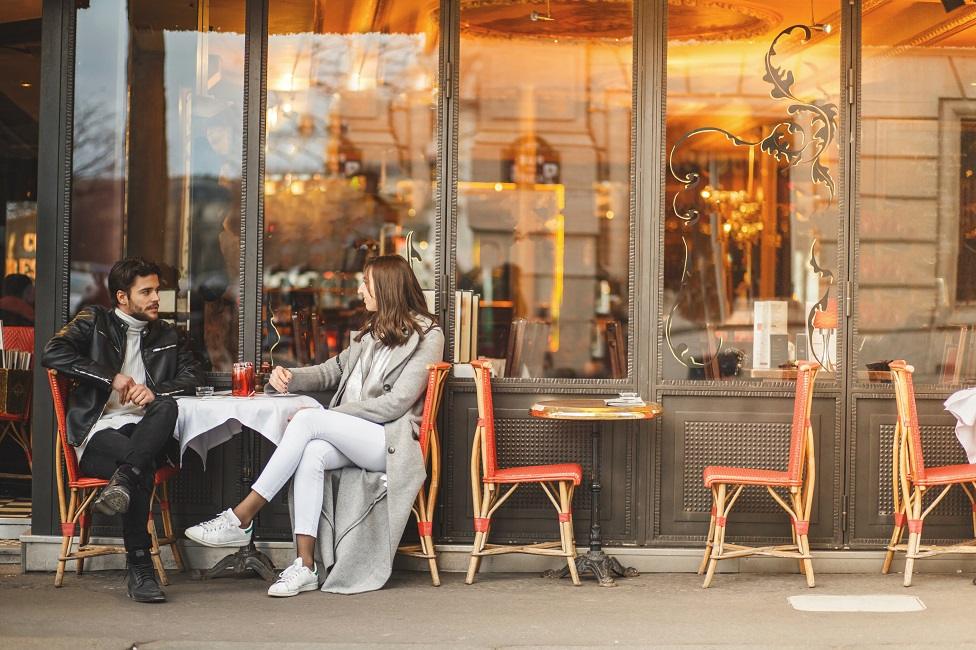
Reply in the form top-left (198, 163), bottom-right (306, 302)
top-left (20, 0), bottom-right (976, 559)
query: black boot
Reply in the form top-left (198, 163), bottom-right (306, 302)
top-left (126, 549), bottom-right (166, 603)
top-left (93, 465), bottom-right (140, 516)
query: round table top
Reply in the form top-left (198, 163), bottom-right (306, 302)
top-left (530, 398), bottom-right (662, 421)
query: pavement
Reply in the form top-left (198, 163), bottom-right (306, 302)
top-left (2, 563), bottom-right (976, 649)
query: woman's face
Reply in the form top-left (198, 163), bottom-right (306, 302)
top-left (359, 270), bottom-right (378, 312)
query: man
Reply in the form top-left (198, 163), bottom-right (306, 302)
top-left (43, 258), bottom-right (202, 603)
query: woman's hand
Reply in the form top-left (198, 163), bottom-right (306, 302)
top-left (268, 366), bottom-right (293, 393)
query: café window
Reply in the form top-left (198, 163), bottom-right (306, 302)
top-left (455, 0), bottom-right (634, 379)
top-left (857, 0), bottom-right (976, 386)
top-left (663, 2), bottom-right (842, 382)
top-left (260, 0), bottom-right (440, 368)
top-left (69, 0), bottom-right (246, 372)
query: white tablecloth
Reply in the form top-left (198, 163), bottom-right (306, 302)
top-left (174, 393), bottom-right (323, 468)
top-left (945, 387), bottom-right (976, 464)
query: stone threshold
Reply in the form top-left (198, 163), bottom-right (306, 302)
top-left (19, 535), bottom-right (976, 576)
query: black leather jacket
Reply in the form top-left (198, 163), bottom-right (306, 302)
top-left (42, 305), bottom-right (203, 446)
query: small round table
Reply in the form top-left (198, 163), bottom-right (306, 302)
top-left (530, 398), bottom-right (662, 587)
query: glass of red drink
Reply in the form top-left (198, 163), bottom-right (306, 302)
top-left (232, 362), bottom-right (255, 397)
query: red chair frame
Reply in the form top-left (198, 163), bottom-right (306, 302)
top-left (465, 359), bottom-right (582, 586)
top-left (48, 369), bottom-right (184, 586)
top-left (397, 362), bottom-right (451, 586)
top-left (882, 360), bottom-right (976, 586)
top-left (698, 361), bottom-right (820, 588)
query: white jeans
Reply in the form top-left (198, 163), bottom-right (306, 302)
top-left (251, 408), bottom-right (387, 537)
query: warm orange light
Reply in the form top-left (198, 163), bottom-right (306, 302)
top-left (812, 298), bottom-right (838, 330)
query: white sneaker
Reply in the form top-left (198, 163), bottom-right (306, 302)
top-left (268, 558), bottom-right (318, 597)
top-left (185, 509), bottom-right (253, 548)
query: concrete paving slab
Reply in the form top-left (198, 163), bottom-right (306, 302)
top-left (2, 564), bottom-right (976, 648)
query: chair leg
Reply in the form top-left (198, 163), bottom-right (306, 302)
top-left (465, 530), bottom-right (486, 585)
top-left (55, 490), bottom-right (78, 588)
top-left (147, 486), bottom-right (169, 586)
top-left (559, 481), bottom-right (580, 586)
top-left (798, 533), bottom-right (815, 588)
top-left (423, 533), bottom-right (440, 587)
top-left (158, 481), bottom-right (185, 572)
top-left (903, 489), bottom-right (922, 588)
top-left (882, 507), bottom-right (906, 575)
top-left (703, 483), bottom-right (727, 589)
top-left (698, 490), bottom-right (717, 576)
top-left (76, 511), bottom-right (91, 576)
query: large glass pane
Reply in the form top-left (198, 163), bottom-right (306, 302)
top-left (858, 2), bottom-right (976, 386)
top-left (664, 3), bottom-right (842, 382)
top-left (261, 1), bottom-right (440, 367)
top-left (457, 1), bottom-right (634, 379)
top-left (70, 0), bottom-right (245, 371)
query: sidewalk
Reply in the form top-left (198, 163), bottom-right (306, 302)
top-left (2, 564), bottom-right (974, 648)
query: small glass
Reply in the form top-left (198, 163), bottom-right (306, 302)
top-left (232, 362), bottom-right (255, 397)
top-left (195, 386), bottom-right (215, 398)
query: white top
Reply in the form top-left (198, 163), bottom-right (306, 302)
top-left (340, 333), bottom-right (395, 405)
top-left (76, 309), bottom-right (148, 460)
top-left (945, 386), bottom-right (976, 464)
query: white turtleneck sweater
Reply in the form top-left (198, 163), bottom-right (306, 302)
top-left (76, 309), bottom-right (149, 460)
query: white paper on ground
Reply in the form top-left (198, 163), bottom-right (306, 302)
top-left (788, 595), bottom-right (925, 613)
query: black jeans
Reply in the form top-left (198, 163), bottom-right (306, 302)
top-left (78, 397), bottom-right (178, 551)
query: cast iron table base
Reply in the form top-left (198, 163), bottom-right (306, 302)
top-left (195, 542), bottom-right (276, 581)
top-left (194, 426), bottom-right (276, 582)
top-left (543, 422), bottom-right (639, 587)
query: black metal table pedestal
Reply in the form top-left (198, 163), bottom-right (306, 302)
top-left (195, 427), bottom-right (276, 582)
top-left (544, 423), bottom-right (638, 587)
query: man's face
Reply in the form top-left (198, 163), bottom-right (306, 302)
top-left (117, 274), bottom-right (161, 321)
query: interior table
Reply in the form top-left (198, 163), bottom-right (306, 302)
top-left (530, 398), bottom-right (662, 587)
top-left (174, 392), bottom-right (323, 581)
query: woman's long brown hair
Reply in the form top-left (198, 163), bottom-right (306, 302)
top-left (356, 255), bottom-right (438, 347)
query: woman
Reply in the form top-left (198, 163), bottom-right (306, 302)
top-left (186, 255), bottom-right (444, 596)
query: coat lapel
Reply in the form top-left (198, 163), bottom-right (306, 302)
top-left (333, 334), bottom-right (364, 401)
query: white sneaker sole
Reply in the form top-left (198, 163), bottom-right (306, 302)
top-left (268, 582), bottom-right (318, 598)
top-left (184, 528), bottom-right (251, 548)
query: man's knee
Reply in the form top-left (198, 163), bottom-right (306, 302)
top-left (148, 395), bottom-right (178, 422)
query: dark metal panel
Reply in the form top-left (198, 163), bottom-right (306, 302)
top-left (440, 389), bottom-right (637, 545)
top-left (849, 394), bottom-right (971, 547)
top-left (31, 0), bottom-right (73, 537)
top-left (242, 0), bottom-right (267, 362)
top-left (654, 394), bottom-right (841, 547)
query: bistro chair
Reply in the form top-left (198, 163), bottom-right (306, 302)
top-left (0, 326), bottom-right (34, 479)
top-left (698, 361), bottom-right (820, 588)
top-left (465, 359), bottom-right (583, 585)
top-left (882, 360), bottom-right (976, 586)
top-left (47, 369), bottom-right (185, 587)
top-left (397, 362), bottom-right (451, 586)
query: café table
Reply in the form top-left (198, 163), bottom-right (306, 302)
top-left (530, 398), bottom-right (662, 587)
top-left (174, 391), bottom-right (324, 580)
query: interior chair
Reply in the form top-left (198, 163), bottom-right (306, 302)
top-left (0, 326), bottom-right (34, 479)
top-left (397, 362), bottom-right (451, 586)
top-left (882, 360), bottom-right (976, 586)
top-left (465, 359), bottom-right (582, 585)
top-left (698, 361), bottom-right (820, 588)
top-left (48, 369), bottom-right (185, 586)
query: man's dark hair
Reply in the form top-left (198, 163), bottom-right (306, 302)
top-left (2, 274), bottom-right (32, 299)
top-left (108, 258), bottom-right (161, 306)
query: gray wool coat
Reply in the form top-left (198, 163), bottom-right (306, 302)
top-left (285, 320), bottom-right (444, 594)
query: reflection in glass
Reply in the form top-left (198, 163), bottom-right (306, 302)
top-left (261, 1), bottom-right (439, 367)
top-left (457, 1), bottom-right (633, 379)
top-left (858, 1), bottom-right (976, 386)
top-left (69, 0), bottom-right (245, 371)
top-left (0, 2), bottom-right (40, 322)
top-left (664, 2), bottom-right (841, 382)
